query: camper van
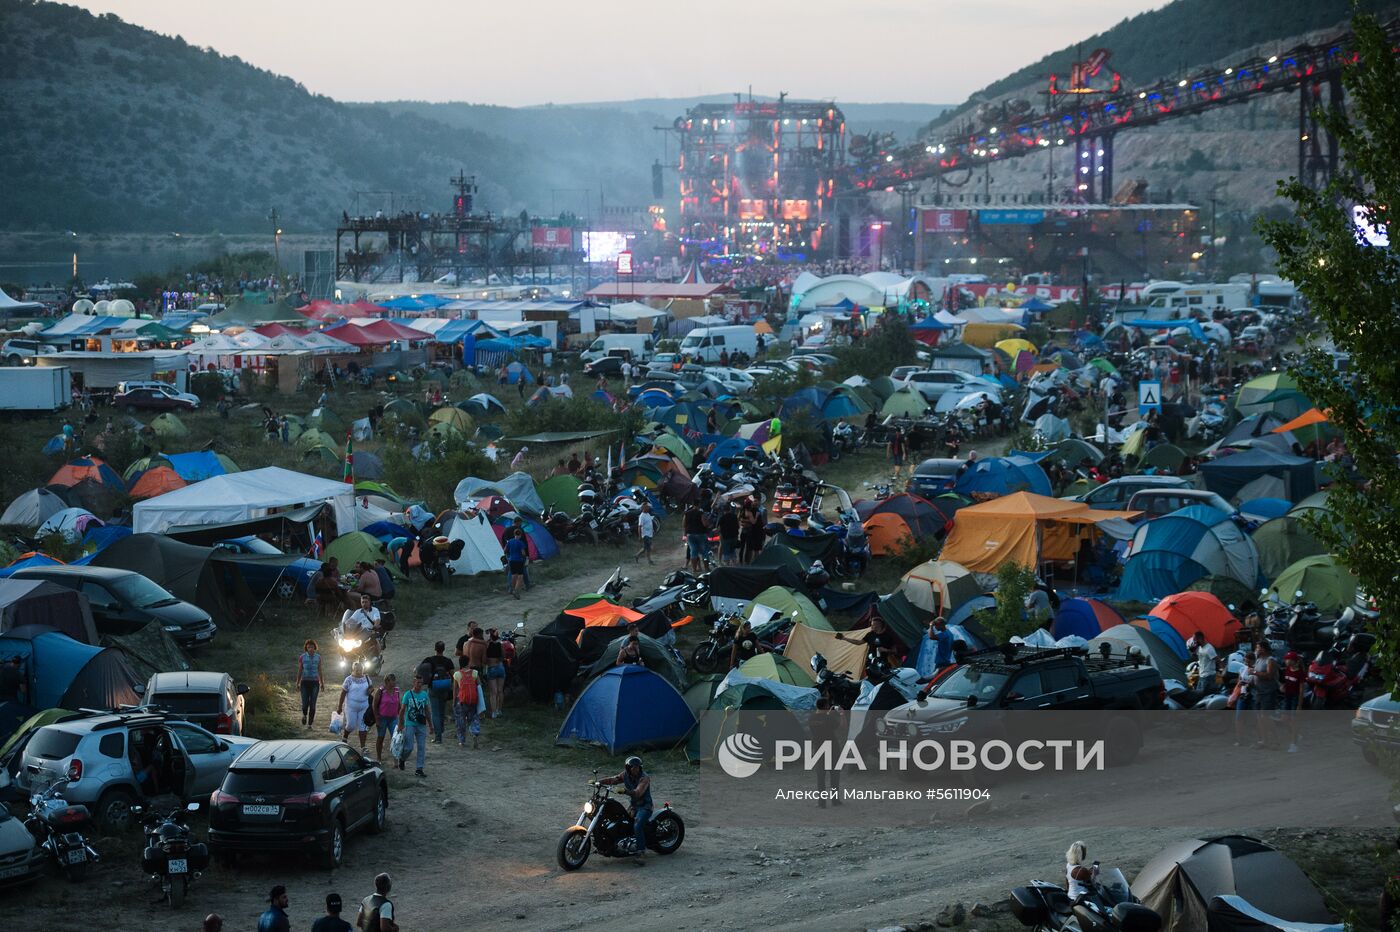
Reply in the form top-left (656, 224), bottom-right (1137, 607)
top-left (1255, 279), bottom-right (1298, 309)
top-left (580, 332), bottom-right (654, 364)
top-left (678, 325), bottom-right (757, 364)
top-left (1116, 283), bottom-right (1253, 321)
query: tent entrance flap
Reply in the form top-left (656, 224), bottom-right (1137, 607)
top-left (164, 502), bottom-right (329, 546)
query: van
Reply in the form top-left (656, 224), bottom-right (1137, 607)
top-left (678, 325), bottom-right (757, 364)
top-left (11, 565), bottom-right (217, 648)
top-left (580, 333), bottom-right (653, 364)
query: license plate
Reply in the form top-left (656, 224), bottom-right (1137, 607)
top-left (0, 864), bottom-right (28, 879)
top-left (196, 630), bottom-right (212, 640)
top-left (167, 858), bottom-right (187, 874)
top-left (66, 849), bottom-right (86, 864)
top-left (241, 804), bottom-right (279, 816)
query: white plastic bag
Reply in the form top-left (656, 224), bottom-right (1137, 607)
top-left (475, 686), bottom-right (486, 716)
top-left (389, 726), bottom-right (405, 760)
top-left (329, 710), bottom-right (344, 735)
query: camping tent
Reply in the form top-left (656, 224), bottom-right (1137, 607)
top-left (49, 456), bottom-right (123, 490)
top-left (1087, 624), bottom-right (1188, 683)
top-left (951, 455), bottom-right (1052, 498)
top-left (1199, 449), bottom-right (1318, 504)
top-left (736, 653), bottom-right (816, 688)
top-left (782, 623), bottom-right (866, 679)
top-left (856, 493), bottom-right (956, 540)
top-left (1148, 591), bottom-right (1242, 648)
top-left (133, 466), bottom-right (357, 535)
top-left (128, 466), bottom-right (187, 500)
top-left (324, 532), bottom-right (406, 579)
top-left (582, 632), bottom-right (687, 691)
top-left (1118, 506), bottom-right (1260, 602)
top-left (1251, 516), bottom-right (1326, 581)
top-left (940, 492), bottom-right (1133, 574)
top-left (742, 586), bottom-right (830, 630)
top-left (1270, 554), bottom-right (1358, 613)
top-left (863, 513), bottom-right (914, 555)
top-left (898, 560), bottom-right (981, 616)
top-left (0, 488), bottom-right (67, 527)
top-left (1051, 598), bottom-right (1126, 641)
top-left (37, 507), bottom-right (102, 542)
top-left (0, 627), bottom-right (140, 710)
top-left (0, 579), bottom-right (98, 643)
top-left (555, 666), bottom-right (695, 754)
top-left (443, 510), bottom-right (504, 577)
top-left (1132, 835), bottom-right (1336, 932)
top-left (536, 474), bottom-right (581, 513)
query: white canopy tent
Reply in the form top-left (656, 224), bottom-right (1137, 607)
top-left (599, 302), bottom-right (668, 322)
top-left (0, 287), bottom-right (44, 316)
top-left (133, 466), bottom-right (357, 535)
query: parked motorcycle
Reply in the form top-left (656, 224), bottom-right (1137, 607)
top-left (556, 779), bottom-right (685, 870)
top-left (1010, 867), bottom-right (1161, 932)
top-left (1303, 640), bottom-right (1371, 709)
top-left (136, 802), bottom-right (208, 908)
top-left (810, 653), bottom-right (862, 710)
top-left (691, 612), bottom-right (741, 674)
top-left (24, 777), bottom-right (99, 882)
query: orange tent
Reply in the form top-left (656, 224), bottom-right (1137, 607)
top-left (939, 491), bottom-right (1138, 573)
top-left (48, 456), bottom-right (123, 490)
top-left (1271, 407), bottom-right (1329, 433)
top-left (128, 466), bottom-right (187, 500)
top-left (1148, 591), bottom-right (1241, 648)
top-left (564, 599), bottom-right (644, 628)
top-left (863, 513), bottom-right (915, 556)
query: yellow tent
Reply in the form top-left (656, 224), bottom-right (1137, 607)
top-left (961, 321), bottom-right (1024, 348)
top-left (939, 491), bottom-right (1138, 573)
top-left (428, 407), bottom-right (473, 432)
top-left (995, 338), bottom-right (1038, 358)
top-left (783, 624), bottom-right (866, 680)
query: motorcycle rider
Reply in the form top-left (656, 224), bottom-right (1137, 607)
top-left (338, 594), bottom-right (383, 659)
top-left (598, 756), bottom-right (653, 864)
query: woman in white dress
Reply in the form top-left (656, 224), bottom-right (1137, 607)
top-left (337, 661), bottom-right (374, 751)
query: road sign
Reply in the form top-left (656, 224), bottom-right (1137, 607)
top-left (616, 251), bottom-right (634, 275)
top-left (1138, 380), bottom-right (1162, 414)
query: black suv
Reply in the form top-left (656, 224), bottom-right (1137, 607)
top-left (208, 740), bottom-right (387, 869)
top-left (11, 565), bottom-right (217, 649)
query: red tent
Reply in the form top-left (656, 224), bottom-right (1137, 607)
top-left (255, 323), bottom-right (303, 338)
top-left (1149, 591), bottom-right (1242, 649)
top-left (361, 320), bottom-right (429, 342)
top-left (322, 323), bottom-right (389, 346)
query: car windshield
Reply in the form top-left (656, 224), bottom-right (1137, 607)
top-left (108, 574), bottom-right (181, 608)
top-left (230, 537), bottom-right (281, 555)
top-left (931, 667), bottom-right (1009, 704)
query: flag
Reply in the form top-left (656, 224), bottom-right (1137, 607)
top-left (343, 430), bottom-right (354, 484)
top-left (311, 529), bottom-right (324, 560)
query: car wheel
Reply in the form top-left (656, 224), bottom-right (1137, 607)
top-left (4, 355), bottom-right (20, 366)
top-left (320, 819), bottom-right (345, 869)
top-left (368, 789), bottom-right (386, 834)
top-left (274, 578), bottom-right (298, 600)
top-left (96, 788), bottom-right (136, 832)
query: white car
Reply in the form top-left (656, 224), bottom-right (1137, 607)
top-left (703, 366), bottom-right (755, 394)
top-left (742, 365), bottom-right (787, 382)
top-left (900, 368), bottom-right (992, 403)
top-left (2, 339), bottom-right (58, 366)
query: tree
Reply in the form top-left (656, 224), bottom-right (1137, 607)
top-left (985, 562), bottom-right (1039, 645)
top-left (1257, 13), bottom-right (1400, 688)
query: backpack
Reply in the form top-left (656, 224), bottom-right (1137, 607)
top-left (357, 893), bottom-right (388, 931)
top-left (456, 670), bottom-right (479, 706)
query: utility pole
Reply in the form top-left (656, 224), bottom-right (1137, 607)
top-left (268, 208), bottom-right (281, 273)
top-left (1208, 194), bottom-right (1218, 281)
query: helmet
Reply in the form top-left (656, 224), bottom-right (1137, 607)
top-left (625, 756), bottom-right (643, 770)
top-left (810, 560), bottom-right (825, 573)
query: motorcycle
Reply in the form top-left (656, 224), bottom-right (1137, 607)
top-left (691, 612), bottom-right (741, 674)
top-left (556, 779), bottom-right (685, 870)
top-left (24, 777), bottom-right (99, 882)
top-left (1303, 640), bottom-right (1371, 709)
top-left (1011, 866), bottom-right (1161, 932)
top-left (810, 653), bottom-right (862, 710)
top-left (136, 802), bottom-right (208, 908)
top-left (333, 620), bottom-right (390, 675)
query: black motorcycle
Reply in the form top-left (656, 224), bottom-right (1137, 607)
top-left (691, 613), bottom-right (740, 674)
top-left (556, 780), bottom-right (685, 870)
top-left (810, 653), bottom-right (861, 709)
top-left (136, 802), bottom-right (208, 909)
top-left (1011, 867), bottom-right (1160, 932)
top-left (24, 777), bottom-right (99, 882)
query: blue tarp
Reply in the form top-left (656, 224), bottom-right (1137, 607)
top-left (379, 295), bottom-right (452, 311)
top-left (1240, 497), bottom-right (1292, 520)
top-left (555, 666), bottom-right (696, 754)
top-left (910, 316), bottom-right (953, 331)
top-left (80, 524), bottom-right (132, 555)
top-left (1121, 318), bottom-right (1207, 341)
top-left (165, 451), bottom-right (228, 482)
top-left (951, 455), bottom-right (1052, 497)
top-left (0, 553), bottom-right (64, 578)
top-left (434, 319), bottom-right (505, 344)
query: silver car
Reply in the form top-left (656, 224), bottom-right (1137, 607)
top-left (18, 712), bottom-right (258, 830)
top-left (143, 671), bottom-right (248, 737)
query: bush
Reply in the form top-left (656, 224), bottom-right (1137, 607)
top-left (502, 395), bottom-right (644, 444)
top-left (984, 562), bottom-right (1039, 645)
top-left (381, 438), bottom-right (499, 511)
top-left (189, 372), bottom-right (225, 403)
top-left (828, 316), bottom-right (919, 382)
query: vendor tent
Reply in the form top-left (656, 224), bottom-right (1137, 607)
top-left (555, 666), bottom-right (695, 754)
top-left (133, 466), bottom-right (357, 535)
top-left (1118, 506), bottom-right (1260, 602)
top-left (0, 579), bottom-right (97, 643)
top-left (0, 628), bottom-right (140, 710)
top-left (1132, 835), bottom-right (1335, 932)
top-left (1, 488), bottom-right (67, 527)
top-left (940, 492), bottom-right (1133, 574)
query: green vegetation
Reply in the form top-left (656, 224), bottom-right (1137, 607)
top-left (986, 562), bottom-right (1039, 645)
top-left (1259, 13), bottom-right (1400, 689)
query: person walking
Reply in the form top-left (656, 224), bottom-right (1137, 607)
top-left (683, 503), bottom-right (708, 573)
top-left (297, 639), bottom-right (323, 729)
top-left (505, 529), bottom-right (528, 600)
top-left (634, 502), bottom-right (655, 565)
top-left (1252, 641), bottom-right (1281, 749)
top-left (257, 886), bottom-right (290, 932)
top-left (484, 629), bottom-right (506, 719)
top-left (312, 893), bottom-right (351, 932)
top-left (888, 427), bottom-right (907, 480)
top-left (462, 627), bottom-right (487, 677)
top-left (355, 873), bottom-right (398, 932)
top-left (453, 657), bottom-right (482, 749)
top-left (420, 642), bottom-right (455, 745)
top-left (336, 662), bottom-right (373, 752)
top-left (718, 502), bottom-right (740, 566)
top-left (397, 671), bottom-right (431, 777)
top-left (372, 674), bottom-right (401, 762)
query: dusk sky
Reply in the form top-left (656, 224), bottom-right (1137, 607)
top-left (73, 0), bottom-right (1165, 106)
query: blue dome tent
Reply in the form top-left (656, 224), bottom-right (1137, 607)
top-left (951, 455), bottom-right (1052, 498)
top-left (0, 627), bottom-right (140, 709)
top-left (555, 666), bottom-right (696, 754)
top-left (1118, 506), bottom-right (1260, 603)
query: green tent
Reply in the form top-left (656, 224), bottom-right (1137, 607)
top-left (0, 708), bottom-right (82, 760)
top-left (869, 376), bottom-right (899, 400)
top-left (214, 453), bottom-right (241, 474)
top-left (429, 407), bottom-right (473, 433)
top-left (1252, 516), bottom-right (1327, 581)
top-left (742, 585), bottom-right (831, 631)
top-left (1047, 438), bottom-right (1104, 466)
top-left (850, 384), bottom-right (880, 410)
top-left (426, 422), bottom-right (463, 443)
top-left (648, 432), bottom-right (693, 464)
top-left (296, 428), bottom-right (337, 451)
top-left (537, 474), bottom-right (582, 512)
top-left (1271, 554), bottom-right (1358, 613)
top-left (686, 683), bottom-right (790, 762)
top-left (880, 386), bottom-right (928, 417)
top-left (736, 653), bottom-right (815, 688)
top-left (877, 590), bottom-right (933, 651)
top-left (306, 407), bottom-right (346, 434)
top-left (149, 412), bottom-right (188, 441)
top-left (1088, 357), bottom-right (1118, 375)
top-left (354, 481), bottom-right (407, 504)
top-left (1234, 372), bottom-right (1299, 417)
top-left (1062, 477), bottom-right (1095, 497)
top-left (584, 632), bottom-right (687, 691)
top-left (382, 398), bottom-right (426, 428)
top-left (324, 531), bottom-right (406, 579)
top-left (682, 674), bottom-right (726, 721)
top-left (1140, 443), bottom-right (1186, 472)
top-left (123, 455), bottom-right (171, 482)
top-left (302, 445), bottom-right (342, 468)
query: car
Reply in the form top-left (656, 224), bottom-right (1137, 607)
top-left (907, 458), bottom-right (967, 498)
top-left (899, 368), bottom-right (986, 402)
top-left (1353, 586), bottom-right (1379, 623)
top-left (790, 350), bottom-right (839, 368)
top-left (1070, 475), bottom-right (1190, 510)
top-left (646, 352), bottom-right (682, 374)
top-left (1, 339), bottom-right (57, 366)
top-left (111, 382), bottom-right (200, 412)
top-left (780, 356), bottom-right (827, 374)
top-left (142, 672), bottom-right (249, 736)
top-left (0, 805), bottom-right (45, 886)
top-left (582, 354), bottom-right (627, 379)
top-left (18, 712), bottom-right (258, 830)
top-left (742, 365), bottom-right (786, 381)
top-left (213, 536), bottom-right (320, 599)
top-left (1126, 488), bottom-right (1235, 520)
top-left (11, 565), bottom-right (218, 649)
top-left (208, 739), bottom-right (388, 869)
top-left (702, 366), bottom-right (755, 395)
top-left (1352, 693), bottom-right (1399, 765)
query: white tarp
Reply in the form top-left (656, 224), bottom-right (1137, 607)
top-left (133, 466), bottom-right (356, 535)
top-left (446, 509), bottom-right (504, 576)
top-left (601, 301), bottom-right (667, 322)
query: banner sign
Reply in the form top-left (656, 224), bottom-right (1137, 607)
top-left (921, 209), bottom-right (968, 233)
top-left (532, 227), bottom-right (573, 249)
top-left (977, 209), bottom-right (1046, 225)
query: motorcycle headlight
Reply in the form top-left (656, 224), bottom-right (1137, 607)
top-left (338, 637), bottom-right (362, 651)
top-left (583, 801), bottom-right (594, 815)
